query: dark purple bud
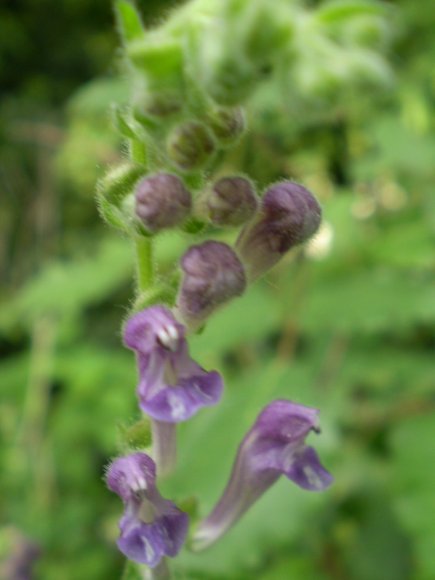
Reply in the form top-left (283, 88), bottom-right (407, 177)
top-left (106, 452), bottom-right (189, 567)
top-left (236, 181), bottom-right (322, 281)
top-left (206, 176), bottom-right (258, 227)
top-left (193, 400), bottom-right (333, 551)
top-left (176, 241), bottom-right (246, 329)
top-left (208, 106), bottom-right (246, 145)
top-left (135, 173), bottom-right (192, 233)
top-left (167, 121), bottom-right (215, 171)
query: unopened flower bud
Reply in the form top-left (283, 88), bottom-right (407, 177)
top-left (206, 176), bottom-right (258, 227)
top-left (167, 121), bottom-right (215, 171)
top-left (242, 2), bottom-right (293, 67)
top-left (127, 38), bottom-right (185, 117)
top-left (176, 241), bottom-right (246, 329)
top-left (236, 181), bottom-right (322, 281)
top-left (207, 107), bottom-right (246, 145)
top-left (135, 173), bottom-right (192, 233)
top-left (205, 58), bottom-right (256, 105)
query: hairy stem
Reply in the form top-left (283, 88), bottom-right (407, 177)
top-left (135, 235), bottom-right (154, 294)
top-left (143, 558), bottom-right (171, 579)
top-left (151, 420), bottom-right (177, 478)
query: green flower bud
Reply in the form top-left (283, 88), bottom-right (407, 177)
top-left (241, 1), bottom-right (294, 67)
top-left (167, 120), bottom-right (215, 171)
top-left (204, 57), bottom-right (256, 106)
top-left (207, 106), bottom-right (246, 146)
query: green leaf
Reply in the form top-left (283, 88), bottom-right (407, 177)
top-left (120, 418), bottom-right (152, 450)
top-left (116, 1), bottom-right (145, 45)
top-left (97, 163), bottom-right (146, 206)
top-left (316, 0), bottom-right (385, 24)
top-left (0, 238), bottom-right (133, 332)
top-left (391, 416), bottom-right (435, 580)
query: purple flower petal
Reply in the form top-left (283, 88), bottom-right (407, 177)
top-left (124, 307), bottom-right (185, 355)
top-left (118, 519), bottom-right (166, 567)
top-left (285, 446), bottom-right (334, 491)
top-left (141, 369), bottom-right (223, 422)
top-left (159, 512), bottom-right (190, 557)
top-left (107, 453), bottom-right (156, 503)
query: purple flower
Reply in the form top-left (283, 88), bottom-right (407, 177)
top-left (236, 181), bottom-right (322, 281)
top-left (106, 453), bottom-right (189, 567)
top-left (176, 241), bottom-right (246, 330)
top-left (124, 306), bottom-right (223, 422)
top-left (193, 400), bottom-right (333, 550)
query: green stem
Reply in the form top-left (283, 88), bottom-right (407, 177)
top-left (135, 235), bottom-right (154, 294)
top-left (17, 316), bottom-right (58, 520)
top-left (144, 558), bottom-right (171, 579)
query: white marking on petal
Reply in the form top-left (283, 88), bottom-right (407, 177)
top-left (137, 477), bottom-right (147, 490)
top-left (131, 476), bottom-right (147, 492)
top-left (169, 395), bottom-right (185, 420)
top-left (158, 324), bottom-right (179, 351)
top-left (303, 465), bottom-right (323, 489)
top-left (191, 380), bottom-right (211, 400)
top-left (142, 537), bottom-right (155, 562)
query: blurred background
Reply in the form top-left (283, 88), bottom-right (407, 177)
top-left (1, 0), bottom-right (434, 578)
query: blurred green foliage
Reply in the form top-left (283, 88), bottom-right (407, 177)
top-left (1, 0), bottom-right (435, 579)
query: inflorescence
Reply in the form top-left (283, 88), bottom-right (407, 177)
top-left (97, 0), bottom-right (393, 575)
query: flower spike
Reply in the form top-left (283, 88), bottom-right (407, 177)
top-left (193, 400), bottom-right (333, 551)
